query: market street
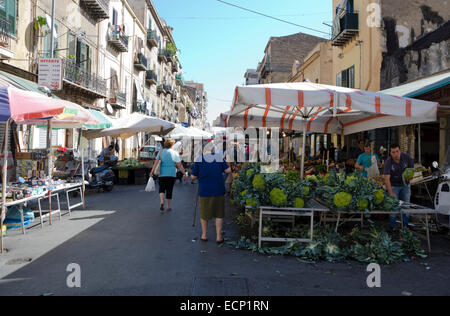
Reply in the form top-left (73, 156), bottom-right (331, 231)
top-left (0, 183), bottom-right (449, 296)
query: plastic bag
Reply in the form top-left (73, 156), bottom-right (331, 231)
top-left (366, 155), bottom-right (380, 177)
top-left (145, 177), bottom-right (155, 192)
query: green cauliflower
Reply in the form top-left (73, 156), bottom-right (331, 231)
top-left (246, 199), bottom-right (257, 207)
top-left (357, 199), bottom-right (369, 211)
top-left (246, 170), bottom-right (252, 177)
top-left (241, 190), bottom-right (248, 197)
top-left (402, 168), bottom-right (415, 185)
top-left (306, 175), bottom-right (318, 183)
top-left (333, 192), bottom-right (352, 208)
top-left (345, 176), bottom-right (358, 185)
top-left (270, 188), bottom-right (287, 206)
top-left (323, 173), bottom-right (332, 184)
top-left (293, 197), bottom-right (305, 209)
top-left (252, 174), bottom-right (265, 190)
top-left (374, 189), bottom-right (385, 205)
top-left (303, 186), bottom-right (310, 196)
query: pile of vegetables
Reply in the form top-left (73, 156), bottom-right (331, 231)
top-left (117, 158), bottom-right (147, 169)
top-left (229, 224), bottom-right (427, 264)
top-left (232, 164), bottom-right (312, 210)
top-left (315, 171), bottom-right (400, 213)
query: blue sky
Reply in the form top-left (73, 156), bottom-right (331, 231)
top-left (153, 0), bottom-right (333, 125)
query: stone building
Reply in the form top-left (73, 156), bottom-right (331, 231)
top-left (257, 32), bottom-right (327, 84)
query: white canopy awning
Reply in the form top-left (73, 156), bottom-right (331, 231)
top-left (169, 125), bottom-right (213, 139)
top-left (84, 112), bottom-right (175, 139)
top-left (227, 82), bottom-right (439, 136)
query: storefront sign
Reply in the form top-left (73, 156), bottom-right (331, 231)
top-left (38, 58), bottom-right (63, 91)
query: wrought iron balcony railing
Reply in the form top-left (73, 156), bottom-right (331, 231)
top-left (134, 53), bottom-right (148, 71)
top-left (109, 90), bottom-right (126, 108)
top-left (108, 25), bottom-right (129, 52)
top-left (80, 0), bottom-right (110, 22)
top-left (146, 70), bottom-right (157, 85)
top-left (63, 58), bottom-right (107, 97)
top-left (147, 30), bottom-right (159, 48)
top-left (332, 12), bottom-right (359, 47)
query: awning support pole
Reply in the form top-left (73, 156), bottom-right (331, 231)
top-left (1, 119), bottom-right (10, 253)
top-left (301, 120), bottom-right (307, 179)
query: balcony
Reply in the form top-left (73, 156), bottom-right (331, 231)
top-left (157, 84), bottom-right (164, 94)
top-left (175, 74), bottom-right (184, 85)
top-left (108, 91), bottom-right (126, 109)
top-left (63, 58), bottom-right (107, 98)
top-left (108, 25), bottom-right (129, 52)
top-left (147, 30), bottom-right (159, 48)
top-left (332, 12), bottom-right (359, 47)
top-left (171, 61), bottom-right (179, 73)
top-left (80, 0), bottom-right (110, 22)
top-left (158, 49), bottom-right (168, 63)
top-left (164, 84), bottom-right (172, 95)
top-left (0, 17), bottom-right (13, 59)
top-left (134, 53), bottom-right (148, 71)
top-left (260, 61), bottom-right (271, 79)
top-left (146, 70), bottom-right (157, 85)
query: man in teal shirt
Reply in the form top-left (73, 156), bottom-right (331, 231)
top-left (355, 143), bottom-right (381, 177)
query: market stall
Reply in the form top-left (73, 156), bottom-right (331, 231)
top-left (227, 82), bottom-right (438, 178)
top-left (84, 113), bottom-right (175, 185)
top-left (0, 86), bottom-right (99, 252)
top-left (227, 82), bottom-right (440, 256)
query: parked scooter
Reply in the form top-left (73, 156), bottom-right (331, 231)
top-left (432, 160), bottom-right (450, 232)
top-left (86, 156), bottom-right (118, 192)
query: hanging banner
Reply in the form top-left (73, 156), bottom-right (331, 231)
top-left (38, 58), bottom-right (63, 91)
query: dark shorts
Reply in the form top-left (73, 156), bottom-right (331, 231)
top-left (199, 196), bottom-right (225, 221)
top-left (159, 177), bottom-right (176, 199)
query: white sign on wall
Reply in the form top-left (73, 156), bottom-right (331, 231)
top-left (38, 58), bottom-right (63, 91)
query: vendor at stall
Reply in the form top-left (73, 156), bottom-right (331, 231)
top-left (384, 144), bottom-right (414, 230)
top-left (98, 145), bottom-right (114, 165)
top-left (355, 143), bottom-right (381, 177)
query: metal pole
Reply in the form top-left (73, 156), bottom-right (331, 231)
top-left (418, 124), bottom-right (422, 165)
top-left (46, 120), bottom-right (53, 225)
top-left (301, 120), bottom-right (307, 179)
top-left (78, 129), bottom-right (85, 210)
top-left (1, 119), bottom-right (10, 253)
top-left (50, 0), bottom-right (55, 58)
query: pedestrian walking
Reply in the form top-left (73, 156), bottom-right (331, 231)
top-left (191, 146), bottom-right (231, 243)
top-left (150, 138), bottom-right (188, 213)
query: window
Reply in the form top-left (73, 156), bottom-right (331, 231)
top-left (0, 0), bottom-right (16, 36)
top-left (67, 32), bottom-right (92, 74)
top-left (336, 65), bottom-right (355, 88)
top-left (112, 8), bottom-right (118, 25)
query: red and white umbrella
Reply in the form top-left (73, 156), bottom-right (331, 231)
top-left (227, 82), bottom-right (439, 177)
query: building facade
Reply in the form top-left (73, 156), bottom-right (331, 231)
top-left (0, 0), bottom-right (205, 160)
top-left (257, 32), bottom-right (327, 84)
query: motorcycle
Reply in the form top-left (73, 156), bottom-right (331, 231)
top-left (432, 160), bottom-right (450, 232)
top-left (86, 156), bottom-right (118, 192)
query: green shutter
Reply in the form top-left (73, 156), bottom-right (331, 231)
top-left (1, 0), bottom-right (16, 36)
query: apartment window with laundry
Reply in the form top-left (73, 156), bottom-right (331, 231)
top-left (0, 0), bottom-right (16, 36)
